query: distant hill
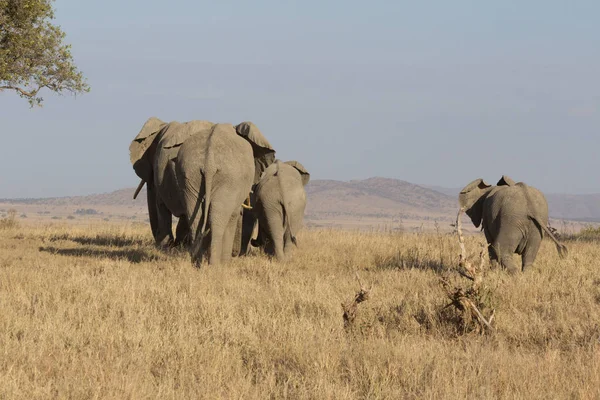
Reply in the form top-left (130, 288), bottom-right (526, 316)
top-left (0, 188), bottom-right (139, 207)
top-left (305, 177), bottom-right (456, 221)
top-left (2, 178), bottom-right (599, 225)
top-left (546, 193), bottom-right (600, 222)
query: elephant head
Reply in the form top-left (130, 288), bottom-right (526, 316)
top-left (129, 117), bottom-right (168, 198)
top-left (235, 122), bottom-right (276, 183)
top-left (459, 178), bottom-right (493, 228)
top-left (285, 160), bottom-right (310, 186)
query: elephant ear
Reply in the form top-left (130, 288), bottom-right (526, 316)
top-left (285, 160), bottom-right (310, 186)
top-left (497, 175), bottom-right (516, 186)
top-left (459, 178), bottom-right (492, 228)
top-left (160, 120), bottom-right (214, 149)
top-left (235, 122), bottom-right (275, 157)
top-left (129, 117), bottom-right (167, 165)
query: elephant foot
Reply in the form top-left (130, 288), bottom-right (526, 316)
top-left (500, 257), bottom-right (519, 275)
top-left (489, 259), bottom-right (500, 270)
top-left (521, 263), bottom-right (533, 273)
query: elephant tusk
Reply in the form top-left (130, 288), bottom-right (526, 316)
top-left (133, 179), bottom-right (146, 200)
top-left (242, 194), bottom-right (252, 210)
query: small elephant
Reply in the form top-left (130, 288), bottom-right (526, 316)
top-left (129, 118), bottom-right (215, 247)
top-left (251, 160), bottom-right (310, 261)
top-left (175, 122), bottom-right (275, 266)
top-left (459, 176), bottom-right (567, 273)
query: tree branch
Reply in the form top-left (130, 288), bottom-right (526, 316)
top-left (0, 85), bottom-right (42, 98)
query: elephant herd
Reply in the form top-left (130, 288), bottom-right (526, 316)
top-left (130, 117), bottom-right (568, 273)
top-left (129, 118), bottom-right (309, 266)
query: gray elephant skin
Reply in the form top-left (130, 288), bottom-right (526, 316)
top-left (129, 118), bottom-right (215, 247)
top-left (175, 122), bottom-right (275, 266)
top-left (459, 176), bottom-right (567, 273)
top-left (251, 160), bottom-right (310, 261)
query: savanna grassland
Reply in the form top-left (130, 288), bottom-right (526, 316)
top-left (1, 218), bottom-right (599, 399)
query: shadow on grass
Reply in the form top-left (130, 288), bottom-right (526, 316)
top-left (39, 246), bottom-right (161, 263)
top-left (49, 234), bottom-right (150, 247)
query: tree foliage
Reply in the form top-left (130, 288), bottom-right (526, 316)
top-left (0, 0), bottom-right (89, 106)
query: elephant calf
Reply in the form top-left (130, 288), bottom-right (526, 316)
top-left (251, 160), bottom-right (310, 261)
top-left (459, 175), bottom-right (567, 273)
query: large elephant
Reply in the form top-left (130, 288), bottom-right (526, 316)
top-left (459, 176), bottom-right (567, 273)
top-left (175, 122), bottom-right (275, 266)
top-left (251, 160), bottom-right (310, 261)
top-left (129, 117), bottom-right (214, 247)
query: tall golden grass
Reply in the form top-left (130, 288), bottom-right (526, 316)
top-left (0, 222), bottom-right (598, 399)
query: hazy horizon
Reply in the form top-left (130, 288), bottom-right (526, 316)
top-left (2, 1), bottom-right (599, 198)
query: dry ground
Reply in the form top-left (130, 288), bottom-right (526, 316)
top-left (0, 221), bottom-right (599, 399)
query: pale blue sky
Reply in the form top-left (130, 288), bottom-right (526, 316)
top-left (1, 0), bottom-right (599, 197)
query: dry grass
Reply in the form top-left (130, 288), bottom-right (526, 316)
top-left (0, 222), bottom-right (598, 399)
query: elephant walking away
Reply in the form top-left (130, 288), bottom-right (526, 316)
top-left (459, 175), bottom-right (567, 273)
top-left (251, 160), bottom-right (310, 261)
top-left (175, 122), bottom-right (275, 266)
top-left (129, 117), bottom-right (214, 247)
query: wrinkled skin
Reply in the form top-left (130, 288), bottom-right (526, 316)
top-left (175, 122), bottom-right (275, 266)
top-left (129, 118), bottom-right (214, 248)
top-left (251, 160), bottom-right (310, 261)
top-left (459, 176), bottom-right (567, 273)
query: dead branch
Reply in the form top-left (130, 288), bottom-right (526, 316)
top-left (439, 209), bottom-right (495, 334)
top-left (456, 209), bottom-right (487, 290)
top-left (342, 272), bottom-right (371, 329)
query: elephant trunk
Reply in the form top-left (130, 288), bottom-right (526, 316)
top-left (133, 179), bottom-right (146, 200)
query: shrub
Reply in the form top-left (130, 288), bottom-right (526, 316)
top-left (74, 208), bottom-right (99, 215)
top-left (0, 209), bottom-right (19, 229)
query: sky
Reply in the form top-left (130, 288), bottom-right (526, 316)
top-left (1, 0), bottom-right (599, 198)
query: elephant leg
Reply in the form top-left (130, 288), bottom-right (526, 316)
top-left (268, 216), bottom-right (286, 262)
top-left (494, 228), bottom-right (522, 274)
top-left (208, 208), bottom-right (227, 266)
top-left (146, 181), bottom-right (160, 241)
top-left (240, 208), bottom-right (256, 256)
top-left (231, 209), bottom-right (243, 257)
top-left (499, 253), bottom-right (519, 275)
top-left (221, 211), bottom-right (240, 263)
top-left (155, 199), bottom-right (174, 248)
top-left (283, 226), bottom-right (295, 256)
top-left (483, 229), bottom-right (499, 269)
top-left (174, 217), bottom-right (190, 248)
top-left (181, 184), bottom-right (206, 267)
top-left (521, 235), bottom-right (542, 272)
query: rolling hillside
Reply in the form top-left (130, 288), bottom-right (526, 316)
top-left (2, 178), bottom-right (599, 230)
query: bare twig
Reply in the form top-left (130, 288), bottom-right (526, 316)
top-left (342, 271), bottom-right (371, 329)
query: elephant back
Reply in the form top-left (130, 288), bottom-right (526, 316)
top-left (176, 123), bottom-right (254, 180)
top-left (159, 120), bottom-right (215, 149)
top-left (517, 183), bottom-right (549, 224)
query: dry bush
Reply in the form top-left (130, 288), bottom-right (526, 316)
top-left (0, 222), bottom-right (597, 399)
top-left (0, 209), bottom-right (19, 230)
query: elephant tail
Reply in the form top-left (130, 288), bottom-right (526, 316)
top-left (199, 170), bottom-right (212, 237)
top-left (529, 216), bottom-right (568, 259)
top-left (199, 134), bottom-right (216, 237)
